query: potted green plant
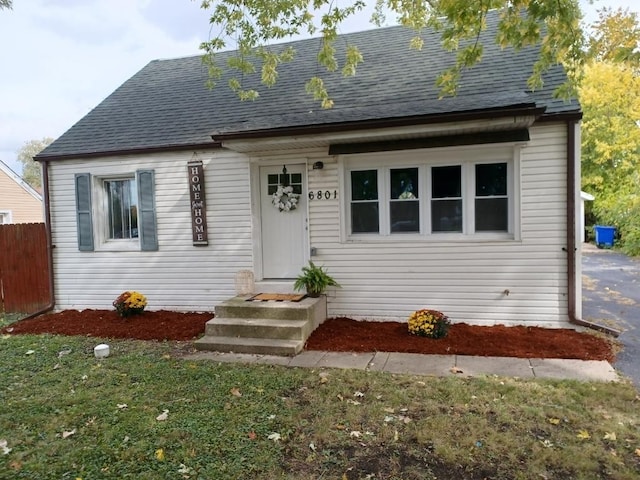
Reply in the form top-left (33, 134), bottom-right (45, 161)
top-left (293, 261), bottom-right (340, 297)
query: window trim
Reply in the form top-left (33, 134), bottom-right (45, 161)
top-left (342, 144), bottom-right (521, 242)
top-left (0, 210), bottom-right (12, 224)
top-left (74, 169), bottom-right (157, 253)
top-left (94, 173), bottom-right (141, 252)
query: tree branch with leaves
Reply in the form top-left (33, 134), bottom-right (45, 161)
top-left (199, 0), bottom-right (584, 107)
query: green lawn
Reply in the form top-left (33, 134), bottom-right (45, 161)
top-left (1, 316), bottom-right (639, 479)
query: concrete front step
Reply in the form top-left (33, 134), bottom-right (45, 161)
top-left (194, 294), bottom-right (328, 356)
top-left (215, 295), bottom-right (324, 322)
top-left (204, 317), bottom-right (313, 340)
top-left (193, 335), bottom-right (304, 356)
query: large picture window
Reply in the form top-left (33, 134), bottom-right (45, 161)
top-left (350, 169), bottom-right (379, 233)
top-left (390, 168), bottom-right (419, 233)
top-left (475, 163), bottom-right (508, 231)
top-left (346, 148), bottom-right (514, 239)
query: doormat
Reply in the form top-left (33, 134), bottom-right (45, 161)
top-left (247, 293), bottom-right (306, 302)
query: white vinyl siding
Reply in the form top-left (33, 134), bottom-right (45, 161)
top-left (48, 122), bottom-right (572, 327)
top-left (49, 150), bottom-right (252, 312)
top-left (306, 124), bottom-right (570, 327)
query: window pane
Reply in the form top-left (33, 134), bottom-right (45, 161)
top-left (351, 203), bottom-right (379, 233)
top-left (431, 199), bottom-right (462, 232)
top-left (391, 201), bottom-right (419, 232)
top-left (291, 173), bottom-right (302, 184)
top-left (432, 166), bottom-right (461, 198)
top-left (106, 179), bottom-right (138, 239)
top-left (476, 163), bottom-right (507, 196)
top-left (351, 170), bottom-right (378, 201)
top-left (476, 198), bottom-right (508, 231)
top-left (267, 174), bottom-right (278, 185)
top-left (390, 168), bottom-right (418, 199)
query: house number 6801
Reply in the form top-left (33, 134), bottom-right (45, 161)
top-left (308, 190), bottom-right (338, 200)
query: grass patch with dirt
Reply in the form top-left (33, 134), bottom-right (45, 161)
top-left (1, 325), bottom-right (639, 479)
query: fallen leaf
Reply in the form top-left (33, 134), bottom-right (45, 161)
top-left (0, 439), bottom-right (11, 455)
top-left (53, 363), bottom-right (60, 370)
top-left (603, 432), bottom-right (617, 441)
top-left (394, 429), bottom-right (399, 441)
top-left (541, 439), bottom-right (554, 448)
top-left (384, 415), bottom-right (394, 423)
top-left (155, 448), bottom-right (165, 461)
top-left (576, 430), bottom-right (591, 440)
top-left (156, 409), bottom-right (169, 421)
top-left (383, 407), bottom-right (395, 413)
top-left (635, 448), bottom-right (640, 457)
top-left (548, 418), bottom-right (561, 425)
top-left (9, 460), bottom-right (21, 470)
top-left (25, 350), bottom-right (35, 355)
top-left (349, 431), bottom-right (362, 438)
top-left (81, 375), bottom-right (88, 381)
top-left (346, 399), bottom-right (361, 406)
top-left (230, 388), bottom-right (242, 397)
top-left (58, 349), bottom-right (72, 358)
top-left (248, 431), bottom-right (257, 440)
top-left (267, 414), bottom-right (276, 420)
top-left (117, 404), bottom-right (128, 409)
top-left (337, 394), bottom-right (344, 401)
top-left (354, 391), bottom-right (364, 398)
top-left (309, 442), bottom-right (316, 451)
top-left (178, 464), bottom-right (191, 474)
top-left (62, 429), bottom-right (76, 439)
top-left (267, 432), bottom-right (281, 442)
top-left (450, 366), bottom-right (464, 374)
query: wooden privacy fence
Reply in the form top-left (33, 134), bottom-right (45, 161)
top-left (0, 223), bottom-right (50, 313)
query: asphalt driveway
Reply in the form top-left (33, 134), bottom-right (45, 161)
top-left (582, 243), bottom-right (640, 387)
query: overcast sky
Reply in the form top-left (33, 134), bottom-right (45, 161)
top-left (1, 0), bottom-right (638, 175)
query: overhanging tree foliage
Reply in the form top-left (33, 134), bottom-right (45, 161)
top-left (580, 7), bottom-right (640, 255)
top-left (199, 0), bottom-right (584, 107)
top-left (0, 0), bottom-right (12, 10)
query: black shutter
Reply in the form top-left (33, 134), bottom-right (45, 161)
top-left (137, 169), bottom-right (158, 251)
top-left (74, 173), bottom-right (94, 251)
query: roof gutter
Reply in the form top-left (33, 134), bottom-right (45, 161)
top-left (565, 119), bottom-right (620, 337)
top-left (211, 104), bottom-right (547, 142)
top-left (35, 141), bottom-right (222, 163)
top-left (21, 160), bottom-right (56, 320)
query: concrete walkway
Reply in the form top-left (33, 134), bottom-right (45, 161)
top-left (184, 350), bottom-right (619, 382)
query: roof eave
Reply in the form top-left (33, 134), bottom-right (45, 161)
top-left (211, 103), bottom-right (548, 142)
top-left (34, 141), bottom-right (222, 162)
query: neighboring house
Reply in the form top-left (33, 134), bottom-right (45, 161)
top-left (0, 159), bottom-right (43, 224)
top-left (36, 11), bottom-right (586, 327)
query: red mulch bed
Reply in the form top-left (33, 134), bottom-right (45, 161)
top-left (305, 317), bottom-right (615, 362)
top-left (0, 310), bottom-right (616, 362)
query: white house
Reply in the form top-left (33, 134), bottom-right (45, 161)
top-left (36, 13), bottom-right (586, 328)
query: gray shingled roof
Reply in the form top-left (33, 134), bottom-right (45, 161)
top-left (38, 10), bottom-right (580, 159)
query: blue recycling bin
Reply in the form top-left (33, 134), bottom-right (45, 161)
top-left (594, 225), bottom-right (616, 248)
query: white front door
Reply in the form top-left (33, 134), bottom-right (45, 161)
top-left (260, 164), bottom-right (307, 278)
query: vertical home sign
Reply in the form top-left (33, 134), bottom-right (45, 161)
top-left (187, 160), bottom-right (208, 246)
